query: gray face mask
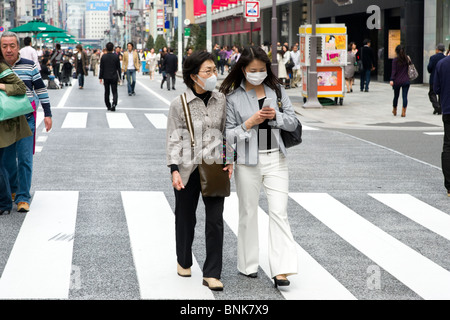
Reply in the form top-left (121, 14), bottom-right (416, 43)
top-left (195, 74), bottom-right (217, 92)
top-left (245, 71), bottom-right (267, 86)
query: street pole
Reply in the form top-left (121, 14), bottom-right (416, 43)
top-left (178, 0), bottom-right (183, 72)
top-left (206, 0), bottom-right (212, 52)
top-left (303, 0), bottom-right (323, 108)
top-left (271, 0), bottom-right (278, 76)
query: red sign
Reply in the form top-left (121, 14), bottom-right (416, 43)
top-left (244, 1), bottom-right (260, 19)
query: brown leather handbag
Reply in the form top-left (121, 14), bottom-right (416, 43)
top-left (180, 93), bottom-right (230, 198)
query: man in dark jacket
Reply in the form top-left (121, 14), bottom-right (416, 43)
top-left (99, 42), bottom-right (121, 111)
top-left (162, 48), bottom-right (178, 91)
top-left (427, 43), bottom-right (446, 115)
top-left (359, 39), bottom-right (376, 92)
top-left (433, 55), bottom-right (450, 196)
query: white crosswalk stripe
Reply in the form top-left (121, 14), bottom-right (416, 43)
top-left (1, 191), bottom-right (449, 299)
top-left (289, 193), bottom-right (450, 300)
top-left (0, 191), bottom-right (79, 299)
top-left (61, 112), bottom-right (88, 128)
top-left (223, 193), bottom-right (356, 300)
top-left (145, 113), bottom-right (168, 129)
top-left (121, 191), bottom-right (214, 299)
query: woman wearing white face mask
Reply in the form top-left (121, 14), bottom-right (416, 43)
top-left (166, 51), bottom-right (233, 291)
top-left (220, 46), bottom-right (299, 288)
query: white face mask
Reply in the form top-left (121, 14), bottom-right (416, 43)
top-left (195, 74), bottom-right (217, 92)
top-left (245, 71), bottom-right (267, 86)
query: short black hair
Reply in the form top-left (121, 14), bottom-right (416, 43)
top-left (106, 42), bottom-right (114, 52)
top-left (127, 42), bottom-right (134, 48)
top-left (183, 51), bottom-right (215, 90)
top-left (24, 36), bottom-right (32, 46)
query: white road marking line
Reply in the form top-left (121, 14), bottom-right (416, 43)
top-left (223, 192), bottom-right (356, 300)
top-left (424, 132), bottom-right (444, 136)
top-left (145, 113), bottom-right (167, 129)
top-left (290, 193), bottom-right (450, 300)
top-left (121, 191), bottom-right (214, 299)
top-left (136, 80), bottom-right (171, 106)
top-left (106, 113), bottom-right (134, 128)
top-left (61, 112), bottom-right (88, 128)
top-left (370, 194), bottom-right (450, 241)
top-left (56, 80), bottom-right (76, 108)
top-left (0, 191), bottom-right (79, 299)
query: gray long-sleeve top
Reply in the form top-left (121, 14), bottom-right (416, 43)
top-left (225, 81), bottom-right (298, 166)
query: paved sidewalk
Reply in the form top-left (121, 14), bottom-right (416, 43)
top-left (215, 73), bottom-right (443, 131)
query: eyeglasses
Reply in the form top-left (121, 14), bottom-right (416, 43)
top-left (199, 68), bottom-right (218, 76)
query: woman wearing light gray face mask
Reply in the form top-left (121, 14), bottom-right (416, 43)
top-left (166, 52), bottom-right (232, 292)
top-left (220, 46), bottom-right (300, 289)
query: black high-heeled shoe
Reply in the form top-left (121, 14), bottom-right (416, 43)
top-left (273, 276), bottom-right (290, 288)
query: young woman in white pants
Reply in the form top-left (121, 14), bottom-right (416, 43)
top-left (220, 46), bottom-right (300, 288)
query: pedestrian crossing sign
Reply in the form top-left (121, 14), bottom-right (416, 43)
top-left (244, 1), bottom-right (260, 19)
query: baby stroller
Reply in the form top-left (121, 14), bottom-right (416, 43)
top-left (47, 74), bottom-right (60, 89)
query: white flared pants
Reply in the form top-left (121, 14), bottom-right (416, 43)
top-left (235, 150), bottom-right (298, 278)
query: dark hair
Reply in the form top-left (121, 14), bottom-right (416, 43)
top-left (348, 42), bottom-right (356, 51)
top-left (363, 39), bottom-right (371, 46)
top-left (182, 51), bottom-right (215, 90)
top-left (127, 42), bottom-right (134, 48)
top-left (219, 46), bottom-right (281, 96)
top-left (106, 42), bottom-right (114, 52)
top-left (395, 45), bottom-right (408, 65)
top-left (24, 36), bottom-right (32, 46)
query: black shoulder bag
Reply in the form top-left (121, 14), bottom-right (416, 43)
top-left (275, 85), bottom-right (303, 148)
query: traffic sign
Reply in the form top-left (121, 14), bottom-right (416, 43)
top-left (244, 1), bottom-right (260, 19)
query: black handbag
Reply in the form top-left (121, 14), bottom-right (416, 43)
top-left (285, 57), bottom-right (295, 70)
top-left (275, 85), bottom-right (302, 148)
top-left (180, 93), bottom-right (230, 198)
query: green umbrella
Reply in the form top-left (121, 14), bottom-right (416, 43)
top-left (10, 20), bottom-right (65, 34)
top-left (34, 32), bottom-right (75, 39)
top-left (46, 37), bottom-right (79, 44)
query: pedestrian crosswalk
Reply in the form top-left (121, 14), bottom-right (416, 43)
top-left (0, 190), bottom-right (448, 300)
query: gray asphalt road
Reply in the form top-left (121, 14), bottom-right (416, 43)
top-left (0, 72), bottom-right (448, 303)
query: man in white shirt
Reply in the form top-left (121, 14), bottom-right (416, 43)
top-left (19, 37), bottom-right (40, 71)
top-left (290, 45), bottom-right (301, 88)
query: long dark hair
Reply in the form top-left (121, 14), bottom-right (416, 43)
top-left (219, 46), bottom-right (281, 96)
top-left (395, 45), bottom-right (408, 65)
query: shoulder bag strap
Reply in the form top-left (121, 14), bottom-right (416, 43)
top-left (0, 68), bottom-right (13, 80)
top-left (180, 93), bottom-right (196, 148)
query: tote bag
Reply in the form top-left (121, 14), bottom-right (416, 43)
top-left (0, 69), bottom-right (34, 121)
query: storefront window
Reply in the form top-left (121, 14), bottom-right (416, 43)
top-left (444, 0), bottom-right (450, 46)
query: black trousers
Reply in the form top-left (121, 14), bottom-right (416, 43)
top-left (174, 167), bottom-right (224, 279)
top-left (104, 79), bottom-right (118, 109)
top-left (443, 114), bottom-right (450, 191)
top-left (429, 83), bottom-right (441, 113)
top-left (166, 72), bottom-right (176, 89)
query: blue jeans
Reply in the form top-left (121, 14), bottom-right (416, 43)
top-left (3, 113), bottom-right (35, 205)
top-left (360, 69), bottom-right (371, 91)
top-left (393, 83), bottom-right (410, 108)
top-left (0, 148), bottom-right (12, 211)
top-left (78, 73), bottom-right (85, 87)
top-left (126, 69), bottom-right (136, 94)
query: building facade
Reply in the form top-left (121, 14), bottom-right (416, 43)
top-left (85, 0), bottom-right (111, 39)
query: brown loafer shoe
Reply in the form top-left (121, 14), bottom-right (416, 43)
top-left (177, 263), bottom-right (191, 277)
top-left (17, 202), bottom-right (30, 213)
top-left (11, 193), bottom-right (15, 202)
top-left (202, 277), bottom-right (223, 291)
